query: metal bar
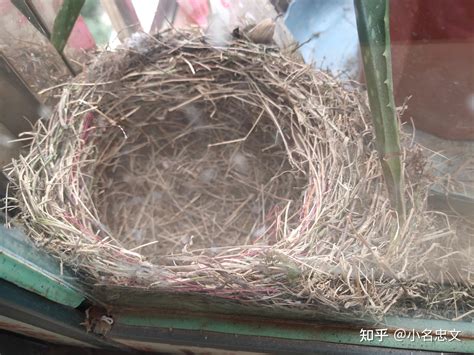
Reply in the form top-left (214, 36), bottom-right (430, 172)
top-left (10, 0), bottom-right (51, 38)
top-left (0, 279), bottom-right (126, 350)
top-left (111, 325), bottom-right (443, 354)
top-left (100, 0), bottom-right (142, 42)
top-left (111, 311), bottom-right (474, 353)
top-left (0, 276), bottom-right (453, 354)
top-left (0, 53), bottom-right (41, 137)
top-left (150, 0), bottom-right (178, 34)
top-left (10, 0), bottom-right (77, 75)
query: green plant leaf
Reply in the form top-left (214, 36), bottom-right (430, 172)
top-left (51, 0), bottom-right (85, 53)
top-left (354, 0), bottom-right (406, 221)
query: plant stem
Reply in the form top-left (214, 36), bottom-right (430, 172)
top-left (354, 0), bottom-right (406, 223)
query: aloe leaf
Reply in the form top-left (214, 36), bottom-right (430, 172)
top-left (51, 0), bottom-right (85, 53)
top-left (354, 0), bottom-right (406, 221)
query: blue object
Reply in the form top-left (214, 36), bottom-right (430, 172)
top-left (285, 0), bottom-right (360, 78)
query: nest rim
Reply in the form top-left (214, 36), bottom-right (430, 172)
top-left (7, 29), bottom-right (472, 322)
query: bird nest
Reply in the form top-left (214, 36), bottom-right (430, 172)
top-left (8, 30), bottom-right (472, 322)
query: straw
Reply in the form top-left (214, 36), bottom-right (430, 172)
top-left (7, 29), bottom-right (472, 322)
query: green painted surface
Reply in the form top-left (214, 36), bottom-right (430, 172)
top-left (0, 223), bottom-right (84, 307)
top-left (115, 313), bottom-right (474, 353)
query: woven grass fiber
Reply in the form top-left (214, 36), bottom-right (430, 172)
top-left (8, 29), bottom-right (472, 322)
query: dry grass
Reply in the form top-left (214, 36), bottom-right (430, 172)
top-left (7, 29), bottom-right (472, 321)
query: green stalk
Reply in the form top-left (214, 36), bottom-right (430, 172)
top-left (354, 0), bottom-right (406, 222)
top-left (12, 0), bottom-right (84, 75)
top-left (50, 0), bottom-right (85, 53)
